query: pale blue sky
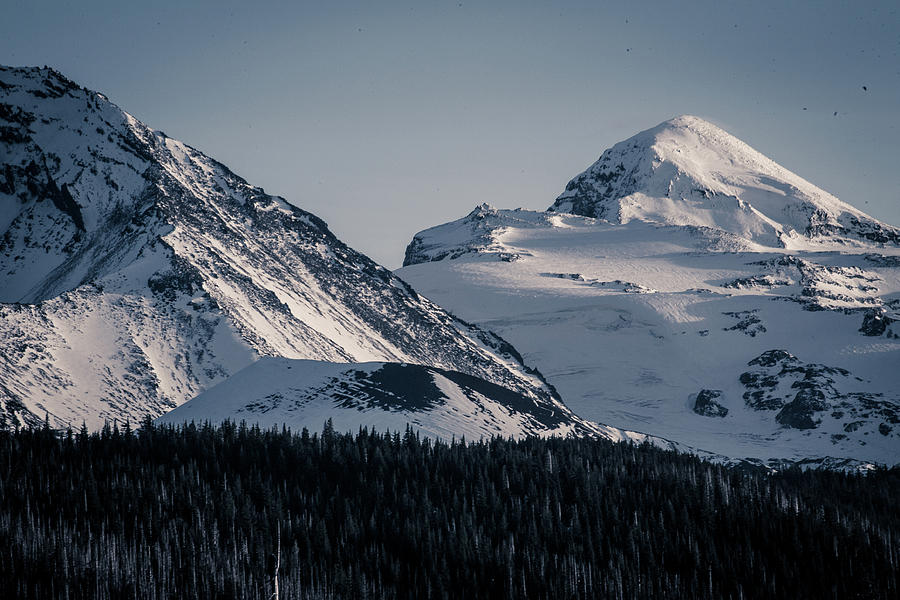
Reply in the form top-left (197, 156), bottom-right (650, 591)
top-left (3, 1), bottom-right (898, 267)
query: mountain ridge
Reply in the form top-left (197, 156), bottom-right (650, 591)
top-left (157, 357), bottom-right (659, 442)
top-left (0, 65), bottom-right (569, 434)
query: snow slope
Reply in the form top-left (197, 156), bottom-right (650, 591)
top-left (157, 357), bottom-right (657, 442)
top-left (0, 66), bottom-right (559, 431)
top-left (399, 118), bottom-right (900, 466)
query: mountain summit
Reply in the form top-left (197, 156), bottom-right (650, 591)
top-left (549, 115), bottom-right (899, 249)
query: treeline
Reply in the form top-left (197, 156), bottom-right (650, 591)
top-left (0, 419), bottom-right (898, 599)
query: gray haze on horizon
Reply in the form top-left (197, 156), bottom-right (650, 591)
top-left (3, 0), bottom-right (899, 268)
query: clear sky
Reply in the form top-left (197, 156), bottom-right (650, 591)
top-left (3, 1), bottom-right (898, 267)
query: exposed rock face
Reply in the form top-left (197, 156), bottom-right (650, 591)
top-left (693, 390), bottom-right (728, 417)
top-left (776, 388), bottom-right (828, 430)
top-left (859, 308), bottom-right (897, 337)
top-left (740, 350), bottom-right (898, 434)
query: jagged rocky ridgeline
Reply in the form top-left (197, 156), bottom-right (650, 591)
top-left (0, 65), bottom-right (588, 439)
top-left (398, 116), bottom-right (900, 466)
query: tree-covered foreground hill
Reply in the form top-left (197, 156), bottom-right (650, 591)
top-left (1, 420), bottom-right (897, 599)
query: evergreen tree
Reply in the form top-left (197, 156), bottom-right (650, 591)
top-left (0, 421), bottom-right (896, 599)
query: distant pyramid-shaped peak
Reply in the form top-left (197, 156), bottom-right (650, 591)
top-left (549, 116), bottom-right (898, 248)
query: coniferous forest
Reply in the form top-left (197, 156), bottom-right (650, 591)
top-left (1, 419), bottom-right (898, 599)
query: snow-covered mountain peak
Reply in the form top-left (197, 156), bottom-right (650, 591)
top-left (0, 65), bottom-right (569, 430)
top-left (399, 116), bottom-right (900, 466)
top-left (550, 115), bottom-right (899, 249)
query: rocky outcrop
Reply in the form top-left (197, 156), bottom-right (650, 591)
top-left (740, 350), bottom-right (898, 435)
top-left (693, 390), bottom-right (728, 417)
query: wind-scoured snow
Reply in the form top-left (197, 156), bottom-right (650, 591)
top-left (399, 116), bottom-right (900, 466)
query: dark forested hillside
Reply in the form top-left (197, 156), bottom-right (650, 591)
top-left (1, 420), bottom-right (897, 599)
